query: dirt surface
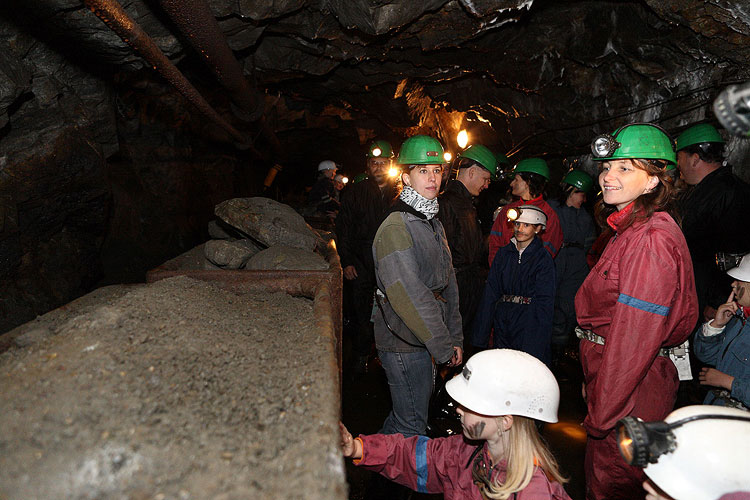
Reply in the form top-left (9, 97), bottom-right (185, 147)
top-left (0, 276), bottom-right (346, 500)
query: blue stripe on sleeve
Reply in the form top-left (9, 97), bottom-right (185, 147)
top-left (617, 293), bottom-right (670, 316)
top-left (490, 230), bottom-right (503, 237)
top-left (543, 240), bottom-right (557, 254)
top-left (415, 435), bottom-right (430, 493)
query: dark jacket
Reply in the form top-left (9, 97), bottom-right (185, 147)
top-left (336, 178), bottom-right (398, 273)
top-left (678, 166), bottom-right (750, 310)
top-left (437, 180), bottom-right (483, 271)
top-left (372, 200), bottom-right (462, 363)
top-left (472, 236), bottom-right (556, 365)
top-left (305, 175), bottom-right (339, 215)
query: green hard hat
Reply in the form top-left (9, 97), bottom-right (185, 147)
top-left (397, 135), bottom-right (445, 165)
top-left (459, 144), bottom-right (497, 177)
top-left (592, 124), bottom-right (676, 166)
top-left (514, 158), bottom-right (550, 180)
top-left (562, 170), bottom-right (594, 192)
top-left (367, 140), bottom-right (395, 158)
top-left (675, 123), bottom-right (725, 152)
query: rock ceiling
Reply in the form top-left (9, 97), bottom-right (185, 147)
top-left (2, 0), bottom-right (750, 172)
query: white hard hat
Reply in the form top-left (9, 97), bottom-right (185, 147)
top-left (318, 160), bottom-right (337, 171)
top-left (445, 349), bottom-right (559, 423)
top-left (507, 204), bottom-right (547, 229)
top-left (643, 405), bottom-right (750, 500)
top-left (727, 253), bottom-right (750, 282)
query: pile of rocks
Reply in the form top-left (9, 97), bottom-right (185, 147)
top-left (203, 197), bottom-right (330, 271)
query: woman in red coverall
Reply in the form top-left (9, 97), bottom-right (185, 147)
top-left (489, 158), bottom-right (563, 264)
top-left (576, 123), bottom-right (698, 499)
top-left (340, 349), bottom-right (571, 500)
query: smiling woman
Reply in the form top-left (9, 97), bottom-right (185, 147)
top-left (575, 123), bottom-right (698, 500)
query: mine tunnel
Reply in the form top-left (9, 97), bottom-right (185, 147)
top-left (2, 1), bottom-right (750, 499)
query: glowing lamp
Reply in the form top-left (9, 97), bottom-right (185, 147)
top-left (457, 130), bottom-right (469, 149)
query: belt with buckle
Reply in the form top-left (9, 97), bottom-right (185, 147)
top-left (574, 326), bottom-right (679, 358)
top-left (500, 294), bottom-right (532, 305)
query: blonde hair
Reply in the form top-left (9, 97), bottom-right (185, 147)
top-left (476, 416), bottom-right (567, 500)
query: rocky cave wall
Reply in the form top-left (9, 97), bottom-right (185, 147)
top-left (1, 0), bottom-right (750, 332)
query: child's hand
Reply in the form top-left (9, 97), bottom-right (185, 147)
top-left (643, 480), bottom-right (674, 500)
top-left (339, 422), bottom-right (362, 459)
top-left (698, 367), bottom-right (734, 390)
top-left (713, 290), bottom-right (739, 328)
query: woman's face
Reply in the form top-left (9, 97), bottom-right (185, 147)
top-left (456, 405), bottom-right (499, 441)
top-left (403, 164), bottom-right (443, 200)
top-left (567, 190), bottom-right (586, 209)
top-left (599, 159), bottom-right (658, 211)
top-left (732, 280), bottom-right (750, 308)
top-left (510, 174), bottom-right (531, 199)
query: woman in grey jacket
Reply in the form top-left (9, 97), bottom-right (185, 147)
top-left (372, 135), bottom-right (463, 438)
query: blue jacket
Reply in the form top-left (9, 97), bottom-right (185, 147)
top-left (547, 200), bottom-right (595, 289)
top-left (694, 315), bottom-right (750, 407)
top-left (472, 236), bottom-right (555, 365)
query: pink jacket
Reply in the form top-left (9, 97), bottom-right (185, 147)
top-left (575, 205), bottom-right (698, 438)
top-left (355, 433), bottom-right (571, 500)
top-left (489, 196), bottom-right (564, 265)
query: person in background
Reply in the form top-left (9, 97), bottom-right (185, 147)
top-left (488, 158), bottom-right (563, 264)
top-left (333, 173), bottom-right (347, 197)
top-left (336, 141), bottom-right (398, 375)
top-left (438, 144), bottom-right (496, 351)
top-left (548, 169), bottom-right (596, 366)
top-left (675, 123), bottom-right (750, 322)
top-left (473, 205), bottom-right (555, 366)
top-left (576, 123), bottom-right (698, 499)
top-left (305, 159), bottom-right (340, 216)
top-left (372, 135), bottom-right (462, 438)
top-left (339, 349), bottom-right (571, 500)
top-left (694, 252), bottom-right (750, 409)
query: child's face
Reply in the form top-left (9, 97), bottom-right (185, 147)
top-left (513, 222), bottom-right (541, 243)
top-left (456, 405), bottom-right (499, 441)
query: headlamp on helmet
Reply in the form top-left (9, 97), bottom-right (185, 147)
top-left (617, 411), bottom-right (750, 468)
top-left (591, 134), bottom-right (621, 158)
top-left (508, 205), bottom-right (547, 228)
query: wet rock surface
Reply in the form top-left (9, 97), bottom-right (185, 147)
top-left (0, 277), bottom-right (346, 500)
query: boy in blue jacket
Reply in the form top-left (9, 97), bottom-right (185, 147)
top-left (472, 205), bottom-right (556, 365)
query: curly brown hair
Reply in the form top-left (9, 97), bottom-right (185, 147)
top-left (594, 158), bottom-right (681, 232)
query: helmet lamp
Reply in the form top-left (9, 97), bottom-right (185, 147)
top-left (617, 413), bottom-right (750, 468)
top-left (507, 207), bottom-right (520, 222)
top-left (592, 134), bottom-right (621, 158)
top-left (372, 147), bottom-right (382, 157)
top-left (388, 167), bottom-right (399, 178)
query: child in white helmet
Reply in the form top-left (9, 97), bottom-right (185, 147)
top-left (472, 205), bottom-right (556, 366)
top-left (339, 349), bottom-right (571, 500)
top-left (694, 252), bottom-right (750, 409)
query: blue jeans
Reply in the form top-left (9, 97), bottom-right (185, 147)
top-left (378, 349), bottom-right (435, 437)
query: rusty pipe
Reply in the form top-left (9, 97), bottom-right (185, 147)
top-left (157, 0), bottom-right (283, 157)
top-left (82, 0), bottom-right (251, 148)
top-left (157, 0), bottom-right (260, 119)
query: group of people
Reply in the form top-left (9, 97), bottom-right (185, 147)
top-left (331, 122), bottom-right (750, 500)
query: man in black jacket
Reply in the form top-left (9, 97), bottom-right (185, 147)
top-left (676, 123), bottom-right (750, 321)
top-left (336, 140), bottom-right (398, 374)
top-left (437, 144), bottom-right (497, 349)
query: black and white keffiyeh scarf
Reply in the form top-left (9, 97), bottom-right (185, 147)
top-left (399, 185), bottom-right (439, 220)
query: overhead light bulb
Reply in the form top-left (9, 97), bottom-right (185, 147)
top-left (457, 130), bottom-right (469, 149)
top-left (388, 167), bottom-right (399, 178)
top-left (444, 152), bottom-right (453, 162)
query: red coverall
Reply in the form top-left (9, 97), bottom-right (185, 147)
top-left (489, 196), bottom-right (564, 265)
top-left (574, 204), bottom-right (698, 500)
top-left (355, 433), bottom-right (571, 500)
